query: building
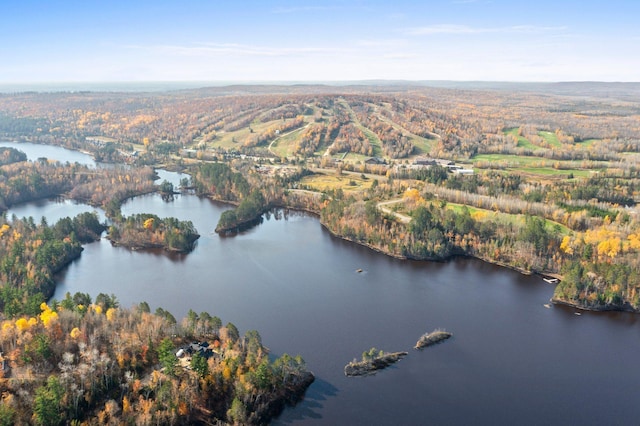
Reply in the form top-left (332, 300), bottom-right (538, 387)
top-left (365, 157), bottom-right (385, 165)
top-left (452, 168), bottom-right (474, 175)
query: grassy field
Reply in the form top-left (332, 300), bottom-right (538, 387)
top-left (472, 153), bottom-right (553, 166)
top-left (471, 153), bottom-right (602, 178)
top-left (409, 134), bottom-right (435, 154)
top-left (300, 172), bottom-right (374, 193)
top-left (504, 128), bottom-right (541, 150)
top-left (443, 201), bottom-right (571, 234)
top-left (340, 152), bottom-right (371, 164)
top-left (210, 115), bottom-right (315, 151)
top-left (538, 131), bottom-right (562, 148)
top-left (517, 167), bottom-right (592, 178)
top-left (269, 126), bottom-right (308, 158)
top-left (357, 125), bottom-right (384, 157)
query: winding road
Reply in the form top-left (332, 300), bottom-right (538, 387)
top-left (377, 199), bottom-right (412, 224)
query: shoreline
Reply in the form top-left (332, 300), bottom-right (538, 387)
top-left (551, 297), bottom-right (639, 314)
top-left (13, 187), bottom-right (632, 316)
top-left (319, 221), bottom-right (558, 279)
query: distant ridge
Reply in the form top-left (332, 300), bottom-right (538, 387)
top-left (1, 80), bottom-right (639, 100)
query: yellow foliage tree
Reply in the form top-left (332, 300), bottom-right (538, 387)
top-left (143, 218), bottom-right (155, 230)
top-left (597, 238), bottom-right (621, 259)
top-left (106, 308), bottom-right (117, 322)
top-left (628, 232), bottom-right (640, 251)
top-left (40, 309), bottom-right (59, 329)
top-left (404, 188), bottom-right (421, 202)
top-left (15, 318), bottom-right (30, 332)
top-left (559, 235), bottom-right (573, 255)
top-left (122, 396), bottom-right (131, 414)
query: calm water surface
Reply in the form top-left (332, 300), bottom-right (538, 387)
top-left (0, 141), bottom-right (96, 167)
top-left (5, 143), bottom-right (640, 425)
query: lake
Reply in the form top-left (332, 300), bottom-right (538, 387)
top-left (4, 141), bottom-right (640, 425)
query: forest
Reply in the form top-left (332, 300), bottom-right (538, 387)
top-left (0, 297), bottom-right (312, 425)
top-left (1, 81), bottom-right (640, 422)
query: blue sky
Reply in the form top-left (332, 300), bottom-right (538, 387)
top-left (1, 0), bottom-right (638, 82)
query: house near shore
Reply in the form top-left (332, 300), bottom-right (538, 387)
top-left (86, 136), bottom-right (117, 147)
top-left (177, 341), bottom-right (217, 360)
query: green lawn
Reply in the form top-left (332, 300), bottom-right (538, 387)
top-left (472, 153), bottom-right (550, 166)
top-left (269, 126), bottom-right (307, 157)
top-left (442, 201), bottom-right (571, 235)
top-left (410, 134), bottom-right (435, 154)
top-left (504, 128), bottom-right (541, 150)
top-left (538, 131), bottom-right (562, 148)
top-left (517, 167), bottom-right (593, 178)
top-left (357, 125), bottom-right (384, 157)
top-left (341, 152), bottom-right (371, 163)
top-left (472, 154), bottom-right (602, 178)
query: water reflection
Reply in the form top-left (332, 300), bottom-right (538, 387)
top-left (274, 378), bottom-right (338, 425)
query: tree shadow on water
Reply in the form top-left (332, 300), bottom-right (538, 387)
top-left (273, 377), bottom-right (339, 424)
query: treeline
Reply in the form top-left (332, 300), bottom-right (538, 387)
top-left (0, 212), bottom-right (104, 317)
top-left (0, 147), bottom-right (27, 165)
top-left (294, 123), bottom-right (326, 156)
top-left (389, 166), bottom-right (635, 233)
top-left (192, 162), bottom-right (250, 202)
top-left (0, 160), bottom-right (157, 216)
top-left (108, 213), bottom-right (199, 253)
top-left (0, 161), bottom-right (79, 211)
top-left (0, 300), bottom-right (312, 425)
top-left (328, 123), bottom-right (372, 156)
top-left (320, 184), bottom-right (562, 273)
top-left (555, 261), bottom-right (640, 310)
top-left (0, 113), bottom-right (53, 137)
top-left (552, 220), bottom-right (640, 310)
top-left (354, 106), bottom-right (414, 158)
top-left (216, 189), bottom-right (267, 233)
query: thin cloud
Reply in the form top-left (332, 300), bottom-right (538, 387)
top-left (405, 24), bottom-right (567, 36)
top-left (126, 42), bottom-right (348, 58)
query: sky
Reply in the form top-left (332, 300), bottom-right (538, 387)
top-left (1, 0), bottom-right (639, 83)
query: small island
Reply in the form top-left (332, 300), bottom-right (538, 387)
top-left (215, 189), bottom-right (268, 234)
top-left (108, 213), bottom-right (200, 253)
top-left (344, 348), bottom-right (408, 377)
top-left (414, 330), bottom-right (453, 349)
